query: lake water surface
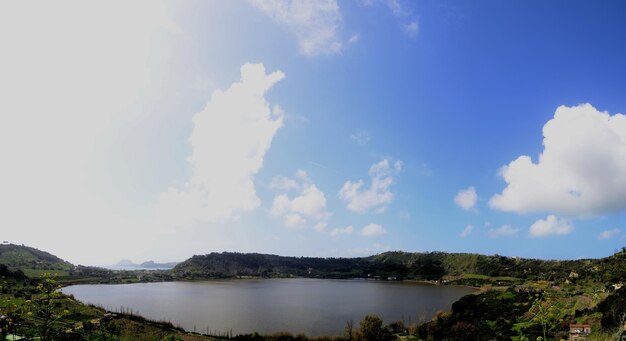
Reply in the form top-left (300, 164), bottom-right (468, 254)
top-left (62, 279), bottom-right (475, 336)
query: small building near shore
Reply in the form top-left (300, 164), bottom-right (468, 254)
top-left (569, 324), bottom-right (591, 340)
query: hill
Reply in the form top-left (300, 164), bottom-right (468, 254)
top-left (0, 243), bottom-right (73, 277)
top-left (139, 260), bottom-right (179, 269)
top-left (106, 259), bottom-right (179, 270)
top-left (171, 250), bottom-right (604, 284)
top-left (172, 252), bottom-right (370, 279)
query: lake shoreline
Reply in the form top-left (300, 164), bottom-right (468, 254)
top-left (61, 271), bottom-right (481, 290)
top-left (62, 277), bottom-right (476, 337)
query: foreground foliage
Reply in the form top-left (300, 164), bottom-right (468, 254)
top-left (4, 244), bottom-right (626, 340)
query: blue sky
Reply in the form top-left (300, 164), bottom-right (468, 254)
top-left (2, 0), bottom-right (626, 265)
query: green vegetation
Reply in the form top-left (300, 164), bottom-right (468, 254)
top-left (170, 250), bottom-right (603, 284)
top-left (0, 272), bottom-right (215, 340)
top-left (0, 244), bottom-right (72, 278)
top-left (4, 243), bottom-right (626, 340)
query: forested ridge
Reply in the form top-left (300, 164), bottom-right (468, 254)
top-left (171, 250), bottom-right (621, 285)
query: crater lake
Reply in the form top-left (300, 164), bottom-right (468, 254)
top-left (62, 278), bottom-right (476, 336)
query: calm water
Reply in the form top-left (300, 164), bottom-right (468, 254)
top-left (62, 279), bottom-right (475, 336)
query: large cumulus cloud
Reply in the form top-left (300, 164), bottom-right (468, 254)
top-left (490, 103), bottom-right (626, 217)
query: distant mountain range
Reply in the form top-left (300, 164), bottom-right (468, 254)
top-left (110, 259), bottom-right (179, 270)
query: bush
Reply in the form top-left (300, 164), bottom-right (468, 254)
top-left (359, 315), bottom-right (393, 341)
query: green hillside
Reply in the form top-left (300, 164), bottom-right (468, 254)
top-left (171, 250), bottom-right (604, 285)
top-left (0, 243), bottom-right (73, 277)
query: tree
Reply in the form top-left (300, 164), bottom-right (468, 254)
top-left (344, 320), bottom-right (354, 341)
top-left (528, 293), bottom-right (564, 341)
top-left (360, 315), bottom-right (383, 340)
top-left (388, 320), bottom-right (405, 334)
top-left (26, 273), bottom-right (69, 340)
top-left (359, 315), bottom-right (392, 341)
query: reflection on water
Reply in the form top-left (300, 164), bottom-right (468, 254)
top-left (62, 278), bottom-right (475, 336)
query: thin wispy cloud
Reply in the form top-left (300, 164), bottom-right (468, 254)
top-left (360, 0), bottom-right (419, 37)
top-left (487, 225), bottom-right (519, 239)
top-left (330, 225), bottom-right (354, 237)
top-left (459, 225), bottom-right (474, 238)
top-left (598, 228), bottom-right (621, 240)
top-left (249, 0), bottom-right (343, 56)
top-left (348, 33), bottom-right (361, 45)
top-left (350, 130), bottom-right (371, 145)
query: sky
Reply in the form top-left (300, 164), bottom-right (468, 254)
top-left (1, 0), bottom-right (626, 265)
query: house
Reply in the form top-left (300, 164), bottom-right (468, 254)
top-left (569, 324), bottom-right (591, 341)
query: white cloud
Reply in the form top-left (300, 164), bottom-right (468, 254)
top-left (330, 225), bottom-right (354, 237)
top-left (158, 63), bottom-right (285, 224)
top-left (271, 194), bottom-right (292, 216)
top-left (393, 160), bottom-right (404, 172)
top-left (339, 159), bottom-right (402, 213)
top-left (0, 0), bottom-right (184, 264)
top-left (270, 176), bottom-right (301, 191)
top-left (459, 225), bottom-right (474, 238)
top-left (291, 185), bottom-right (330, 219)
top-left (283, 213), bottom-right (307, 229)
top-left (598, 228), bottom-right (621, 240)
top-left (360, 223), bottom-right (387, 237)
top-left (350, 130), bottom-right (371, 145)
top-left (361, 0), bottom-right (418, 37)
top-left (454, 186), bottom-right (477, 211)
top-left (270, 170), bottom-right (331, 229)
top-left (529, 215), bottom-right (574, 237)
top-left (249, 0), bottom-right (343, 56)
top-left (348, 33), bottom-right (361, 44)
top-left (487, 225), bottom-right (519, 238)
top-left (490, 104), bottom-right (626, 217)
top-left (404, 21), bottom-right (418, 36)
top-left (314, 222), bottom-right (328, 231)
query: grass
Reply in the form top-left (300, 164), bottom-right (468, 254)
top-left (460, 273), bottom-right (519, 281)
top-left (22, 268), bottom-right (70, 278)
top-left (461, 273), bottom-right (489, 280)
